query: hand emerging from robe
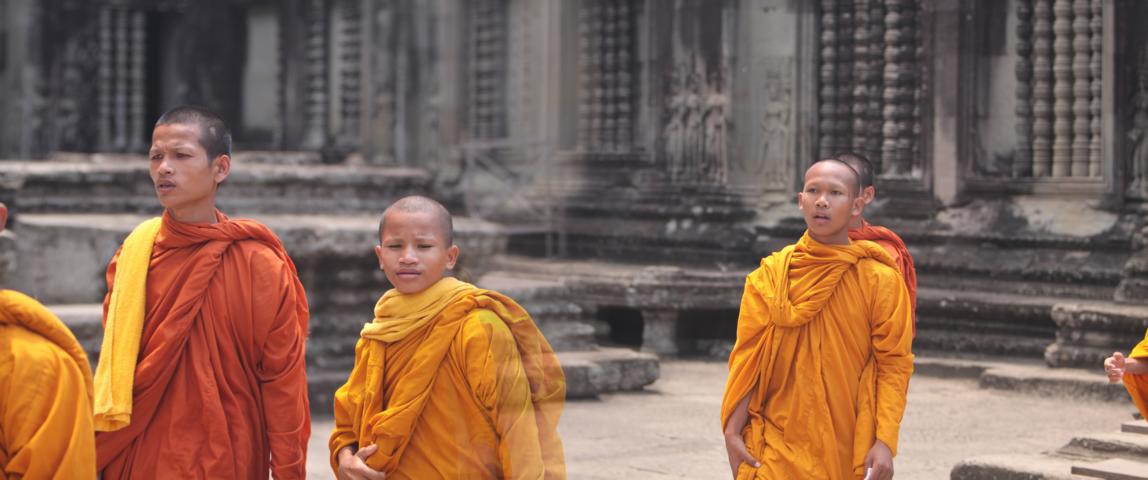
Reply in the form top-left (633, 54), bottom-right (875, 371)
top-left (864, 440), bottom-right (894, 480)
top-left (1106, 352), bottom-right (1127, 383)
top-left (723, 432), bottom-right (760, 478)
top-left (337, 444), bottom-right (387, 480)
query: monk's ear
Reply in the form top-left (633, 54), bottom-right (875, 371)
top-left (862, 186), bottom-right (876, 205)
top-left (445, 244), bottom-right (460, 270)
top-left (373, 244), bottom-right (385, 270)
top-left (212, 154), bottom-right (231, 184)
top-left (796, 192), bottom-right (804, 210)
top-left (851, 195), bottom-right (865, 218)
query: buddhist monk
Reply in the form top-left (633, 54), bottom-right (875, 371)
top-left (0, 202), bottom-right (97, 478)
top-left (1104, 339), bottom-right (1148, 420)
top-left (836, 152), bottom-right (918, 316)
top-left (94, 106), bottom-right (311, 479)
top-left (721, 160), bottom-right (914, 480)
top-left (329, 195), bottom-right (566, 480)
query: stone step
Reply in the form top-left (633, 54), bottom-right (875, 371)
top-left (308, 347), bottom-right (658, 414)
top-left (913, 356), bottom-right (1131, 403)
top-left (1045, 303), bottom-right (1148, 368)
top-left (1072, 458), bottom-right (1148, 480)
top-left (915, 287), bottom-right (1063, 358)
top-left (8, 213), bottom-right (509, 304)
top-left (49, 303), bottom-right (103, 365)
top-left (950, 453), bottom-right (1092, 480)
top-left (0, 159), bottom-right (430, 215)
top-left (1062, 432), bottom-right (1148, 462)
top-left (1123, 421), bottom-right (1148, 436)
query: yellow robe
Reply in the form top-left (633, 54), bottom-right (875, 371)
top-left (1125, 332), bottom-right (1148, 419)
top-left (721, 232), bottom-right (915, 480)
top-left (329, 278), bottom-right (565, 479)
top-left (0, 290), bottom-right (96, 479)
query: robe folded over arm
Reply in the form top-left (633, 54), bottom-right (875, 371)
top-left (95, 211), bottom-right (310, 480)
top-left (721, 233), bottom-right (915, 480)
top-left (330, 277), bottom-right (566, 479)
top-left (0, 290), bottom-right (97, 479)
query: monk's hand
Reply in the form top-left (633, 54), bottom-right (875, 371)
top-left (723, 432), bottom-right (760, 478)
top-left (1105, 352), bottom-right (1126, 383)
top-left (864, 440), bottom-right (893, 480)
top-left (337, 444), bottom-right (387, 480)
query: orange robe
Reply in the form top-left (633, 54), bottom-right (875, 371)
top-left (849, 220), bottom-right (917, 315)
top-left (329, 277), bottom-right (565, 479)
top-left (96, 210), bottom-right (310, 479)
top-left (721, 232), bottom-right (915, 480)
top-left (0, 290), bottom-right (96, 479)
top-left (1125, 332), bottom-right (1148, 420)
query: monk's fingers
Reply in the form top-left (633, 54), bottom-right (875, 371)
top-left (355, 444), bottom-right (380, 460)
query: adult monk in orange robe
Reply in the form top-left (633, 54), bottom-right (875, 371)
top-left (836, 152), bottom-right (918, 315)
top-left (0, 202), bottom-right (97, 479)
top-left (1104, 335), bottom-right (1148, 420)
top-left (329, 196), bottom-right (565, 480)
top-left (722, 160), bottom-right (914, 480)
top-left (94, 107), bottom-right (311, 479)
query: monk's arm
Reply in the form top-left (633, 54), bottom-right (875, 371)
top-left (465, 311), bottom-right (546, 479)
top-left (329, 337), bottom-right (372, 473)
top-left (723, 389), bottom-right (753, 438)
top-left (1, 334), bottom-right (96, 479)
top-left (870, 266), bottom-right (915, 456)
top-left (254, 257), bottom-right (311, 480)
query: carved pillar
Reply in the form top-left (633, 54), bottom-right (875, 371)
top-left (1032, 0), bottom-right (1053, 176)
top-left (467, 0), bottom-right (508, 139)
top-left (817, 0), bottom-right (839, 159)
top-left (97, 7), bottom-right (146, 153)
top-left (850, 0), bottom-right (873, 157)
top-left (1088, 0), bottom-right (1101, 176)
top-left (866, 0), bottom-right (886, 169)
top-left (880, 0), bottom-right (919, 176)
top-left (302, 0), bottom-right (328, 149)
top-left (336, 0), bottom-right (363, 148)
top-left (1069, 0), bottom-right (1090, 176)
top-left (1051, 0), bottom-right (1073, 177)
top-left (578, 0), bottom-right (638, 154)
top-left (1015, 0), bottom-right (1034, 177)
top-left (641, 309), bottom-right (679, 355)
top-left (835, 1), bottom-right (854, 151)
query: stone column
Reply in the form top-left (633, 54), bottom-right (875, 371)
top-left (302, 0), bottom-right (329, 150)
top-left (1088, 0), bottom-right (1102, 176)
top-left (1032, 0), bottom-right (1053, 176)
top-left (1014, 0), bottom-right (1034, 177)
top-left (1050, 0), bottom-right (1073, 177)
top-left (640, 309), bottom-right (680, 355)
top-left (817, 0), bottom-right (839, 159)
top-left (880, 0), bottom-right (920, 177)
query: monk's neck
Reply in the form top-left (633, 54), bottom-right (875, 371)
top-left (808, 230), bottom-right (851, 246)
top-left (167, 205), bottom-right (219, 224)
top-left (847, 216), bottom-right (866, 230)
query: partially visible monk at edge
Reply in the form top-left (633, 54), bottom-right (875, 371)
top-left (0, 202), bottom-right (97, 479)
top-left (94, 106), bottom-right (311, 479)
top-left (721, 159), bottom-right (914, 480)
top-left (1104, 335), bottom-right (1148, 420)
top-left (836, 151), bottom-right (918, 319)
top-left (329, 195), bottom-right (566, 480)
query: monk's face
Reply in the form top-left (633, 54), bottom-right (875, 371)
top-left (149, 123), bottom-right (230, 221)
top-left (798, 161), bottom-right (863, 245)
top-left (375, 210), bottom-right (460, 294)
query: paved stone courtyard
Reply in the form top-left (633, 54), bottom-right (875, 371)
top-left (304, 359), bottom-right (1133, 479)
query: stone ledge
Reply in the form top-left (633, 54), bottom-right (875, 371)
top-left (950, 453), bottom-right (1087, 480)
top-left (1071, 458), bottom-right (1148, 479)
top-left (913, 356), bottom-right (1131, 403)
top-left (1063, 432), bottom-right (1148, 462)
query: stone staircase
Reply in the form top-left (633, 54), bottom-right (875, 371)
top-left (951, 419), bottom-right (1148, 479)
top-left (0, 155), bottom-right (660, 414)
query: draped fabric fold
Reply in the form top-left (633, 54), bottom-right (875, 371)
top-left (849, 220), bottom-right (917, 315)
top-left (1125, 332), bottom-right (1148, 420)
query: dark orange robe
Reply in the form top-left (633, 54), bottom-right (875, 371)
top-left (850, 220), bottom-right (918, 317)
top-left (0, 290), bottom-right (96, 479)
top-left (1125, 332), bottom-right (1148, 420)
top-left (96, 210), bottom-right (310, 479)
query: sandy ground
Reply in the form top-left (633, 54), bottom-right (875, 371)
top-left (305, 359), bottom-right (1132, 479)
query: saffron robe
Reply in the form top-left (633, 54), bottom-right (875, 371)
top-left (721, 232), bottom-right (915, 480)
top-left (95, 210), bottom-right (311, 479)
top-left (1124, 331), bottom-right (1148, 420)
top-left (849, 220), bottom-right (917, 314)
top-left (329, 277), bottom-right (565, 479)
top-left (0, 290), bottom-right (96, 479)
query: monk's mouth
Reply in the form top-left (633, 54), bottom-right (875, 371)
top-left (156, 182), bottom-right (176, 193)
top-left (396, 271), bottom-right (420, 278)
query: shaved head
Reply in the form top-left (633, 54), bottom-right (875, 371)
top-left (806, 159), bottom-right (862, 196)
top-left (832, 152), bottom-right (874, 190)
top-left (379, 195), bottom-right (454, 245)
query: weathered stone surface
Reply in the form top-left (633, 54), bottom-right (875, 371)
top-left (1071, 458), bottom-right (1148, 480)
top-left (980, 365), bottom-right (1131, 402)
top-left (1046, 303), bottom-right (1148, 367)
top-left (1123, 421), bottom-right (1148, 436)
top-left (559, 348), bottom-right (659, 398)
top-left (950, 454), bottom-right (1080, 480)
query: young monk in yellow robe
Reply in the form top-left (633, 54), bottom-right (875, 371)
top-left (329, 195), bottom-right (566, 480)
top-left (721, 160), bottom-right (914, 480)
top-left (1104, 337), bottom-right (1148, 419)
top-left (0, 202), bottom-right (97, 479)
top-left (836, 152), bottom-right (918, 317)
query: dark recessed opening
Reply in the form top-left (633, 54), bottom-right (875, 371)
top-left (597, 306), bottom-right (644, 348)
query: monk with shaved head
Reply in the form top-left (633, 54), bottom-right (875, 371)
top-left (721, 160), bottom-right (914, 480)
top-left (330, 195), bottom-right (566, 479)
top-left (836, 152), bottom-right (918, 324)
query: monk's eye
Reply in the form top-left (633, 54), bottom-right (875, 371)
top-left (150, 153), bottom-right (162, 161)
top-left (386, 244), bottom-right (402, 250)
top-left (417, 244), bottom-right (433, 249)
top-left (832, 190), bottom-right (842, 196)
